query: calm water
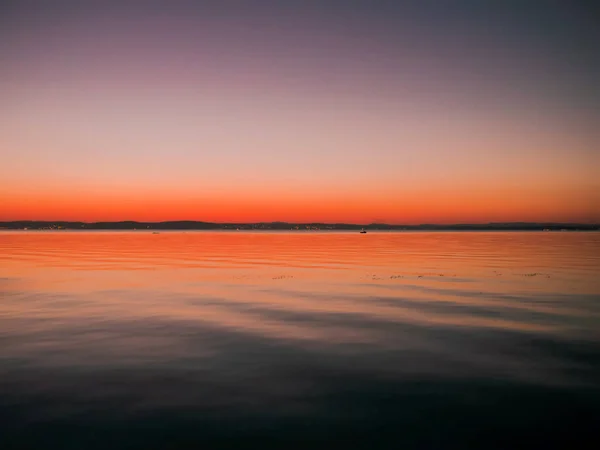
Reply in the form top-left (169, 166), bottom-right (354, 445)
top-left (1, 231), bottom-right (599, 449)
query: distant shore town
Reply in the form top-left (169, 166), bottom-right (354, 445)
top-left (1, 221), bottom-right (598, 231)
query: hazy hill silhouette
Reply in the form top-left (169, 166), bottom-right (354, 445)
top-left (0, 221), bottom-right (597, 231)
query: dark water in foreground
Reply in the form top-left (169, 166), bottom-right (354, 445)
top-left (1, 231), bottom-right (599, 449)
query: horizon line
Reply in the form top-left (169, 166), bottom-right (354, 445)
top-left (1, 220), bottom-right (598, 227)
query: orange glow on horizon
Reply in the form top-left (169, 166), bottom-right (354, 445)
top-left (1, 182), bottom-right (597, 224)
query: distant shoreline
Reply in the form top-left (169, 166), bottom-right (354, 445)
top-left (0, 221), bottom-right (598, 231)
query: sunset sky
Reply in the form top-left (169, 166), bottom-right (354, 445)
top-left (1, 0), bottom-right (598, 223)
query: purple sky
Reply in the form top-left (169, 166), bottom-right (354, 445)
top-left (1, 0), bottom-right (598, 222)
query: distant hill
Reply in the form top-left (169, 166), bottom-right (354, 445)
top-left (0, 221), bottom-right (598, 231)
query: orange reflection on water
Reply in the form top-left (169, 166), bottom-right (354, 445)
top-left (1, 231), bottom-right (599, 347)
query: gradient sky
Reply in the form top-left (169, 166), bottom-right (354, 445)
top-left (1, 0), bottom-right (598, 223)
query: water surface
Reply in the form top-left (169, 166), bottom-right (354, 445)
top-left (1, 231), bottom-right (599, 448)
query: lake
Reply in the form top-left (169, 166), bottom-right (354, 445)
top-left (1, 231), bottom-right (599, 449)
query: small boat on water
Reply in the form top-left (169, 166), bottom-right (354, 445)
top-left (360, 228), bottom-right (367, 234)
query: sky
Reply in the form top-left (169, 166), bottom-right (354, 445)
top-left (1, 0), bottom-right (598, 224)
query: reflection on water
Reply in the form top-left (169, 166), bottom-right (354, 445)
top-left (1, 231), bottom-right (599, 449)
